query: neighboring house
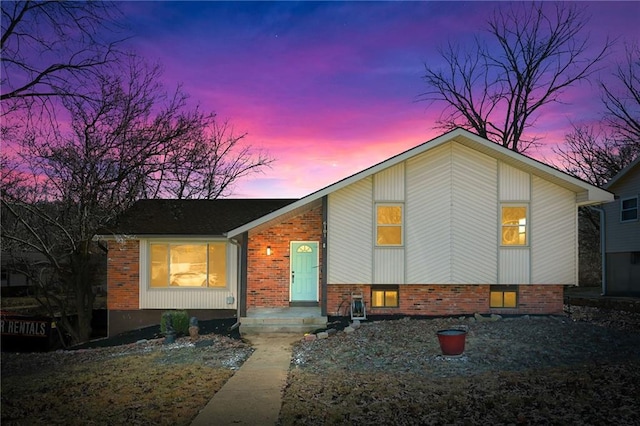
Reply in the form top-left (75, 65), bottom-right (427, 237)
top-left (98, 129), bottom-right (614, 337)
top-left (1, 252), bottom-right (35, 297)
top-left (1, 251), bottom-right (107, 297)
top-left (601, 156), bottom-right (640, 296)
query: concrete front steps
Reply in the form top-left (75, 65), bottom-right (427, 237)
top-left (240, 307), bottom-right (327, 335)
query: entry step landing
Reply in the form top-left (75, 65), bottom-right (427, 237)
top-left (240, 307), bottom-right (327, 335)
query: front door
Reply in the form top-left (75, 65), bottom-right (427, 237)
top-left (290, 242), bottom-right (319, 302)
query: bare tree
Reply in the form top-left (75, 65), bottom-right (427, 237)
top-left (555, 126), bottom-right (633, 188)
top-left (1, 1), bottom-right (121, 103)
top-left (158, 120), bottom-right (274, 199)
top-left (421, 2), bottom-right (611, 153)
top-left (600, 43), bottom-right (640, 146)
top-left (1, 58), bottom-right (273, 344)
top-left (556, 42), bottom-right (640, 186)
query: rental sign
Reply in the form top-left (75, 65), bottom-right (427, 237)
top-left (1, 317), bottom-right (48, 336)
top-left (1, 311), bottom-right (53, 351)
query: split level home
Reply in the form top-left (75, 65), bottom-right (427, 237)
top-left (601, 156), bottom-right (640, 296)
top-left (97, 128), bottom-right (614, 337)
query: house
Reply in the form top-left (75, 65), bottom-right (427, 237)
top-left (98, 128), bottom-right (614, 337)
top-left (601, 156), bottom-right (640, 296)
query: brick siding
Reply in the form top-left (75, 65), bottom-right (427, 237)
top-left (327, 284), bottom-right (564, 317)
top-left (106, 240), bottom-right (139, 310)
top-left (246, 205), bottom-right (324, 308)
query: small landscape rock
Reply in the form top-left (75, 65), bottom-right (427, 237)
top-left (304, 334), bottom-right (317, 341)
top-left (344, 326), bottom-right (355, 334)
top-left (194, 340), bottom-right (214, 348)
top-left (317, 332), bottom-right (329, 339)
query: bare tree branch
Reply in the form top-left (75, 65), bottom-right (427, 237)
top-left (420, 2), bottom-right (612, 152)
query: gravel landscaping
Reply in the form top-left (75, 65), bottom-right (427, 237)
top-left (280, 307), bottom-right (640, 425)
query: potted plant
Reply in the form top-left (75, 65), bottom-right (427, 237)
top-left (436, 328), bottom-right (467, 356)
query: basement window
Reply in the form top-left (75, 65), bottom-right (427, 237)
top-left (371, 286), bottom-right (399, 308)
top-left (490, 285), bottom-right (518, 308)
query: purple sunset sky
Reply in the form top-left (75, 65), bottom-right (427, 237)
top-left (120, 1), bottom-right (639, 198)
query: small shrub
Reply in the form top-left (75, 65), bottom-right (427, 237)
top-left (160, 310), bottom-right (189, 336)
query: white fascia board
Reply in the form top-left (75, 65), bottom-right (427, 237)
top-left (604, 156), bottom-right (640, 190)
top-left (225, 130), bottom-right (464, 238)
top-left (226, 128), bottom-right (615, 236)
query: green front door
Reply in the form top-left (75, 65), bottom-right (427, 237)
top-left (290, 242), bottom-right (319, 301)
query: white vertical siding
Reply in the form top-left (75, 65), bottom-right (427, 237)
top-left (327, 177), bottom-right (373, 283)
top-left (499, 249), bottom-right (530, 284)
top-left (406, 145), bottom-right (452, 283)
top-left (451, 144), bottom-right (498, 283)
top-left (374, 248), bottom-right (405, 284)
top-left (139, 240), bottom-right (238, 309)
top-left (374, 163), bottom-right (405, 201)
top-left (531, 176), bottom-right (577, 284)
top-left (500, 162), bottom-right (530, 201)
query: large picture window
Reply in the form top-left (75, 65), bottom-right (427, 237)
top-left (149, 242), bottom-right (226, 288)
top-left (376, 204), bottom-right (403, 246)
top-left (501, 205), bottom-right (527, 246)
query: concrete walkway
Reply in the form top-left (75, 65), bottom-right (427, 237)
top-left (191, 334), bottom-right (300, 426)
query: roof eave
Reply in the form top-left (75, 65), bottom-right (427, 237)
top-left (227, 128), bottom-right (618, 235)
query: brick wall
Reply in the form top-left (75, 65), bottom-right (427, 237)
top-left (107, 240), bottom-right (139, 310)
top-left (326, 284), bottom-right (564, 317)
top-left (246, 206), bottom-right (323, 308)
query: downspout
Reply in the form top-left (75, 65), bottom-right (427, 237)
top-left (321, 195), bottom-right (328, 317)
top-left (590, 206), bottom-right (607, 296)
top-left (228, 237), bottom-right (242, 330)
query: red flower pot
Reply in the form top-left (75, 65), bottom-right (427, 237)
top-left (436, 329), bottom-right (467, 356)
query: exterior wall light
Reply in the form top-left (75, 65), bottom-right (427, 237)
top-left (266, 246), bottom-right (272, 256)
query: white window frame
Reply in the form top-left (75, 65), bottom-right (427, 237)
top-left (375, 203), bottom-right (404, 247)
top-left (620, 196), bottom-right (638, 222)
top-left (146, 239), bottom-right (229, 290)
top-left (500, 203), bottom-right (529, 247)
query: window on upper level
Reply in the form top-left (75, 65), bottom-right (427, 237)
top-left (149, 242), bottom-right (227, 288)
top-left (501, 205), bottom-right (528, 246)
top-left (621, 196), bottom-right (638, 222)
top-left (376, 204), bottom-right (403, 246)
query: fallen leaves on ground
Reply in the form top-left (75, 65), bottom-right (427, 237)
top-left (1, 335), bottom-right (253, 425)
top-left (280, 308), bottom-right (640, 425)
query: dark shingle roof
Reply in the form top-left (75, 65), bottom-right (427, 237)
top-left (98, 199), bottom-right (297, 236)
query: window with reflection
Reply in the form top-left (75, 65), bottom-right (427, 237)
top-left (149, 242), bottom-right (226, 288)
top-left (501, 206), bottom-right (527, 246)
